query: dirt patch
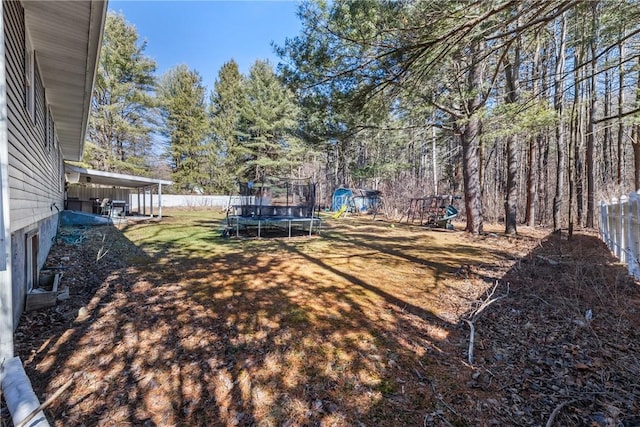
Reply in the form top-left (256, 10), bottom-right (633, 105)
top-left (10, 213), bottom-right (640, 426)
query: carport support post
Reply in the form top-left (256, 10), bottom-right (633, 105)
top-left (150, 188), bottom-right (154, 218)
top-left (158, 183), bottom-right (162, 219)
top-left (137, 188), bottom-right (141, 216)
top-left (143, 187), bottom-right (147, 216)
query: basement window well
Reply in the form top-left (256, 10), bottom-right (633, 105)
top-left (25, 230), bottom-right (38, 293)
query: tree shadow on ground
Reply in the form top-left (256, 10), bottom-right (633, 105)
top-left (459, 230), bottom-right (640, 426)
top-left (17, 215), bottom-right (633, 426)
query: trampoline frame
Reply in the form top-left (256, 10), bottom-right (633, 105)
top-left (226, 177), bottom-right (321, 238)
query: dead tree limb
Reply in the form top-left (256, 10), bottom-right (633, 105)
top-left (465, 319), bottom-right (476, 365)
top-left (465, 281), bottom-right (509, 365)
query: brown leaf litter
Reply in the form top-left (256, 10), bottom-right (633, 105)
top-left (6, 213), bottom-right (640, 426)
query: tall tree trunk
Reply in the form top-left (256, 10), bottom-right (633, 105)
top-left (461, 115), bottom-right (484, 234)
top-left (634, 56), bottom-right (640, 190)
top-left (431, 122), bottom-right (438, 194)
top-left (585, 5), bottom-right (597, 228)
top-left (617, 32), bottom-right (625, 186)
top-left (504, 40), bottom-right (520, 234)
top-left (573, 69), bottom-right (584, 228)
top-left (603, 51), bottom-right (611, 183)
top-left (568, 83), bottom-right (577, 237)
top-left (116, 139), bottom-right (125, 163)
top-left (526, 135), bottom-right (540, 227)
top-left (525, 33), bottom-right (542, 227)
top-left (572, 36), bottom-right (585, 230)
top-left (460, 41), bottom-right (484, 234)
top-left (553, 14), bottom-right (567, 232)
top-left (504, 136), bottom-right (518, 232)
top-left (539, 135), bottom-right (550, 225)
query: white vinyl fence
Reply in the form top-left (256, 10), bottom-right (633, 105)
top-left (128, 194), bottom-right (241, 211)
top-left (599, 192), bottom-right (640, 279)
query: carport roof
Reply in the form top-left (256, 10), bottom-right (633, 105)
top-left (65, 163), bottom-right (172, 189)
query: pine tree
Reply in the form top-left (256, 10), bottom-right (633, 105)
top-left (87, 12), bottom-right (157, 175)
top-left (237, 60), bottom-right (301, 182)
top-left (158, 65), bottom-right (209, 192)
top-left (210, 60), bottom-right (245, 193)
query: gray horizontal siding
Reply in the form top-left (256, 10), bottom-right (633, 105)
top-left (4, 0), bottom-right (63, 232)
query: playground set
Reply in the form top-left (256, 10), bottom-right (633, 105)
top-left (329, 188), bottom-right (459, 229)
top-left (403, 195), bottom-right (461, 229)
top-left (225, 177), bottom-right (321, 238)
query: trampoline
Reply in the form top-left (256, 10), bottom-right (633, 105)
top-left (226, 177), bottom-right (321, 238)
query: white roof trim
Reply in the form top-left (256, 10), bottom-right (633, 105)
top-left (65, 163), bottom-right (172, 189)
top-left (23, 1), bottom-right (108, 161)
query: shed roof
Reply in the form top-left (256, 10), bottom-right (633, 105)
top-left (65, 163), bottom-right (172, 189)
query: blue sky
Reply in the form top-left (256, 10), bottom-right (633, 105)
top-left (108, 1), bottom-right (303, 91)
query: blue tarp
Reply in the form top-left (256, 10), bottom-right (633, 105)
top-left (331, 188), bottom-right (353, 211)
top-left (59, 210), bottom-right (112, 226)
top-left (332, 188), bottom-right (382, 213)
top-left (352, 190), bottom-right (382, 213)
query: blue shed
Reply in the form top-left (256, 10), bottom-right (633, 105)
top-left (331, 188), bottom-right (353, 211)
top-left (352, 190), bottom-right (382, 213)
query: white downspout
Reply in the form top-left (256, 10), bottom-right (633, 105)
top-left (2, 357), bottom-right (49, 427)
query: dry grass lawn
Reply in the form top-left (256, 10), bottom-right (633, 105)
top-left (11, 210), bottom-right (640, 426)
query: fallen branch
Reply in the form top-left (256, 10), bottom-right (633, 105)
top-left (423, 370), bottom-right (459, 421)
top-left (96, 234), bottom-right (109, 262)
top-left (465, 319), bottom-right (476, 365)
top-left (473, 281), bottom-right (510, 319)
top-left (545, 399), bottom-right (577, 427)
top-left (15, 373), bottom-right (78, 427)
top-left (537, 255), bottom-right (559, 265)
top-left (465, 281), bottom-right (509, 365)
top-left (437, 395), bottom-right (459, 418)
top-left (424, 412), bottom-right (455, 427)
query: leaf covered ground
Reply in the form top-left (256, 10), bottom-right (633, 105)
top-left (8, 210), bottom-right (640, 426)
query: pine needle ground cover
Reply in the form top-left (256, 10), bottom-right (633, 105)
top-left (13, 210), bottom-right (640, 426)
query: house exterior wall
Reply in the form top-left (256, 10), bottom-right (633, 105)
top-left (4, 1), bottom-right (64, 327)
top-left (0, 0), bottom-right (13, 358)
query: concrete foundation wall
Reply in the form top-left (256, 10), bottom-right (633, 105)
top-left (10, 213), bottom-right (57, 329)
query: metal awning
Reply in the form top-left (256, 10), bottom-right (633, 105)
top-left (65, 163), bottom-right (172, 189)
top-left (65, 164), bottom-right (172, 219)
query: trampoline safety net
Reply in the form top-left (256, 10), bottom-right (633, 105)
top-left (226, 177), bottom-right (320, 238)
